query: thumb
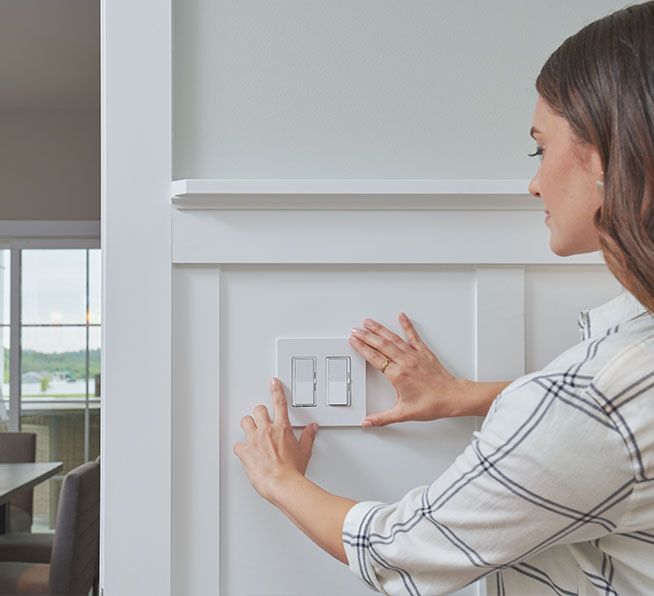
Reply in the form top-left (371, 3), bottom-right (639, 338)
top-left (362, 405), bottom-right (407, 428)
top-left (299, 423), bottom-right (319, 452)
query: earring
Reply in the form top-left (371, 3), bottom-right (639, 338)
top-left (597, 171), bottom-right (605, 194)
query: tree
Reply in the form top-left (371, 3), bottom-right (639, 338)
top-left (40, 375), bottom-right (51, 392)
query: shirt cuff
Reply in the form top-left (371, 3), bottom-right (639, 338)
top-left (342, 500), bottom-right (386, 593)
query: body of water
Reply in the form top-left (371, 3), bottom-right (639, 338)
top-left (1, 379), bottom-right (96, 397)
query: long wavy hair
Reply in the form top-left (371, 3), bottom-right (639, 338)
top-left (536, 1), bottom-right (654, 313)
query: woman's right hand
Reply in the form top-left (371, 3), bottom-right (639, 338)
top-left (349, 313), bottom-right (503, 427)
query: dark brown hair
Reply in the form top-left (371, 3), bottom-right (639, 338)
top-left (536, 1), bottom-right (654, 313)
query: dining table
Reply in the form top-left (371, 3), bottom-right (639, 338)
top-left (0, 462), bottom-right (64, 533)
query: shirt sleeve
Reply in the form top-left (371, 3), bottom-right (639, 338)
top-left (342, 373), bottom-right (635, 596)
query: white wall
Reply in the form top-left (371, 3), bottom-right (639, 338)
top-left (105, 1), bottom-right (632, 595)
top-left (166, 2), bottom-right (631, 595)
top-left (173, 0), bottom-right (627, 180)
top-left (0, 108), bottom-right (100, 221)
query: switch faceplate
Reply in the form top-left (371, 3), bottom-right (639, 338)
top-left (276, 338), bottom-right (366, 427)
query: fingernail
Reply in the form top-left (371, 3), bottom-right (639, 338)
top-left (362, 420), bottom-right (372, 428)
top-left (363, 319), bottom-right (374, 326)
top-left (351, 327), bottom-right (362, 335)
top-left (271, 377), bottom-right (279, 386)
top-left (399, 312), bottom-right (407, 320)
top-left (312, 423), bottom-right (319, 432)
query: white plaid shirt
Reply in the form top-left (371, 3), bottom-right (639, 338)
top-left (343, 290), bottom-right (654, 595)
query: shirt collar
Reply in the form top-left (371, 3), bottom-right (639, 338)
top-left (578, 290), bottom-right (649, 341)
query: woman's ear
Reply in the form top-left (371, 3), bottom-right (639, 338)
top-left (585, 145), bottom-right (605, 201)
top-left (588, 146), bottom-right (604, 182)
top-left (596, 170), bottom-right (605, 196)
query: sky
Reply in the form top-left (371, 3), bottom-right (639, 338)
top-left (0, 248), bottom-right (101, 353)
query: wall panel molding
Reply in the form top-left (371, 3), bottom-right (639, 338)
top-left (474, 267), bottom-right (525, 383)
top-left (172, 266), bottom-right (221, 595)
top-left (172, 209), bottom-right (605, 266)
top-left (170, 214), bottom-right (613, 595)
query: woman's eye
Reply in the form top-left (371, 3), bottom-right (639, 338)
top-left (528, 146), bottom-right (544, 161)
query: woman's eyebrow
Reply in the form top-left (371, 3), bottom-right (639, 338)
top-left (530, 126), bottom-right (541, 139)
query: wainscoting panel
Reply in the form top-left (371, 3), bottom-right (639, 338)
top-left (171, 206), bottom-right (619, 596)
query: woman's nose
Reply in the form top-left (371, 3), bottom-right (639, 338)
top-left (528, 175), bottom-right (541, 199)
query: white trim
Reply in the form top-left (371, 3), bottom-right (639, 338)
top-left (173, 178), bottom-right (531, 196)
top-left (474, 267), bottom-right (525, 383)
top-left (171, 179), bottom-right (536, 210)
top-left (101, 0), bottom-right (172, 593)
top-left (0, 221), bottom-right (100, 239)
top-left (10, 239), bottom-right (100, 250)
top-left (171, 266), bottom-right (221, 594)
top-left (9, 248), bottom-right (20, 432)
top-left (172, 209), bottom-right (605, 266)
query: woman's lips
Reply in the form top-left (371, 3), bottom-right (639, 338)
top-left (545, 210), bottom-right (551, 223)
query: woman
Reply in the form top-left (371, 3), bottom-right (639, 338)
top-left (234, 3), bottom-right (654, 594)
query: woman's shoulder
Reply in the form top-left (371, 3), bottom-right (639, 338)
top-left (586, 332), bottom-right (654, 483)
top-left (590, 329), bottom-right (654, 394)
top-left (548, 311), bottom-right (654, 376)
top-left (482, 329), bottom-right (654, 482)
top-left (495, 311), bottom-right (654, 409)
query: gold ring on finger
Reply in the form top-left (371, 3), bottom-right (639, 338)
top-left (380, 359), bottom-right (391, 373)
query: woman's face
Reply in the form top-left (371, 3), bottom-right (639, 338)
top-left (528, 97), bottom-right (604, 256)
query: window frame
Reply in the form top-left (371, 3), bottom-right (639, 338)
top-left (1, 234), bottom-right (100, 448)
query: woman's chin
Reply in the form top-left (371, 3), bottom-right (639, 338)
top-left (549, 237), bottom-right (573, 257)
top-left (549, 237), bottom-right (598, 257)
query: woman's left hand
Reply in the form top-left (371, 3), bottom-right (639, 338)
top-left (234, 378), bottom-right (319, 504)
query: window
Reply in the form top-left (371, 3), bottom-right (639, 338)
top-left (1, 244), bottom-right (100, 530)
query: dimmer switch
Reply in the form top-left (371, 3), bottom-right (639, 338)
top-left (292, 357), bottom-right (316, 407)
top-left (277, 338), bottom-right (366, 426)
top-left (327, 357), bottom-right (350, 406)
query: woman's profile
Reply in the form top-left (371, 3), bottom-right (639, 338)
top-left (234, 2), bottom-right (654, 594)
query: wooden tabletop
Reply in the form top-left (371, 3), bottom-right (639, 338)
top-left (0, 462), bottom-right (64, 505)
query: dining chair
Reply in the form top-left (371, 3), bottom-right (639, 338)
top-left (0, 433), bottom-right (36, 533)
top-left (0, 459), bottom-right (100, 595)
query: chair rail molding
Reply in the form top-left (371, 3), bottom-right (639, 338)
top-left (171, 178), bottom-right (538, 211)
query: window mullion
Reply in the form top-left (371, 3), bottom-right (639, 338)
top-left (85, 249), bottom-right (90, 462)
top-left (9, 245), bottom-right (21, 431)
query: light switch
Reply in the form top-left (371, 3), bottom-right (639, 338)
top-left (326, 357), bottom-right (350, 406)
top-left (277, 338), bottom-right (365, 426)
top-left (292, 357), bottom-right (316, 407)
